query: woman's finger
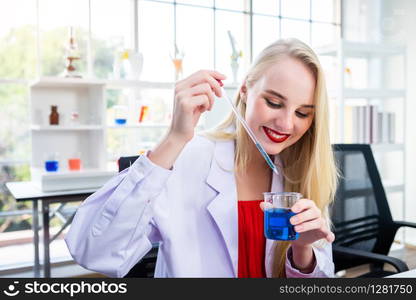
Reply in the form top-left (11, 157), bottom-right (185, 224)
top-left (176, 70), bottom-right (226, 98)
top-left (326, 231), bottom-right (335, 243)
top-left (290, 207), bottom-right (321, 225)
top-left (188, 94), bottom-right (210, 113)
top-left (259, 202), bottom-right (273, 211)
top-left (179, 83), bottom-right (215, 111)
top-left (294, 217), bottom-right (325, 233)
top-left (291, 199), bottom-right (315, 213)
top-left (189, 83), bottom-right (215, 110)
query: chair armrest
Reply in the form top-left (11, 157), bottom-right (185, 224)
top-left (333, 245), bottom-right (409, 273)
top-left (394, 221), bottom-right (416, 229)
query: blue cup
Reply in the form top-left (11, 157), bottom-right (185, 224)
top-left (45, 160), bottom-right (59, 172)
top-left (263, 192), bottom-right (302, 241)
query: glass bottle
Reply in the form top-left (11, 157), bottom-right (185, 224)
top-left (64, 27), bottom-right (81, 78)
top-left (49, 105), bottom-right (59, 125)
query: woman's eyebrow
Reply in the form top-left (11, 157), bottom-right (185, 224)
top-left (265, 89), bottom-right (315, 108)
top-left (265, 89), bottom-right (287, 101)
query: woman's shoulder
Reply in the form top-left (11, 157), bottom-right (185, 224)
top-left (185, 134), bottom-right (234, 154)
top-left (178, 134), bottom-right (216, 160)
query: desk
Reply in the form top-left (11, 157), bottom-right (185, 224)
top-left (5, 181), bottom-right (95, 278)
top-left (386, 269), bottom-right (416, 278)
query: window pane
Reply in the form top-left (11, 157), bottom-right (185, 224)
top-left (177, 6), bottom-right (214, 77)
top-left (138, 1), bottom-right (174, 81)
top-left (0, 164), bottom-right (31, 231)
top-left (215, 10), bottom-right (249, 84)
top-left (342, 0), bottom-right (380, 43)
top-left (215, 0), bottom-right (247, 12)
top-left (0, 0), bottom-right (37, 79)
top-left (39, 0), bottom-right (89, 77)
top-left (252, 0), bottom-right (280, 16)
top-left (91, 0), bottom-right (134, 79)
top-left (281, 19), bottom-right (310, 45)
top-left (253, 15), bottom-right (280, 59)
top-left (311, 0), bottom-right (337, 23)
top-left (311, 23), bottom-right (338, 47)
top-left (176, 0), bottom-right (213, 7)
top-left (281, 0), bottom-right (310, 20)
top-left (0, 84), bottom-right (30, 161)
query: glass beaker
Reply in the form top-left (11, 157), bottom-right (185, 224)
top-left (114, 105), bottom-right (128, 125)
top-left (44, 153), bottom-right (60, 172)
top-left (263, 192), bottom-right (302, 241)
top-left (68, 152), bottom-right (82, 171)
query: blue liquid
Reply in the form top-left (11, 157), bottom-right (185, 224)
top-left (115, 118), bottom-right (127, 125)
top-left (45, 160), bottom-right (59, 172)
top-left (264, 208), bottom-right (299, 240)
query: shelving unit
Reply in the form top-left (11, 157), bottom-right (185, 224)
top-left (317, 39), bottom-right (407, 238)
top-left (29, 77), bottom-right (116, 191)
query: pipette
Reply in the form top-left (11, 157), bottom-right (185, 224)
top-left (216, 80), bottom-right (279, 176)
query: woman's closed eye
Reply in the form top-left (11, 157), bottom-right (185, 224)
top-left (295, 111), bottom-right (309, 118)
top-left (265, 98), bottom-right (311, 119)
top-left (264, 98), bottom-right (282, 108)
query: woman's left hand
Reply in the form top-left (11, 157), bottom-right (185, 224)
top-left (289, 198), bottom-right (335, 248)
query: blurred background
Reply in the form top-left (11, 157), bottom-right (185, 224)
top-left (0, 0), bottom-right (415, 277)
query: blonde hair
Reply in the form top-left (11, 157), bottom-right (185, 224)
top-left (203, 38), bottom-right (338, 277)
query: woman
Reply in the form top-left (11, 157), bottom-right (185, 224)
top-left (65, 38), bottom-right (338, 278)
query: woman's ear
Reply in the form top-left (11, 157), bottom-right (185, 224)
top-left (240, 81), bottom-right (247, 103)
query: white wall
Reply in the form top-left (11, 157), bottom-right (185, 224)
top-left (402, 0), bottom-right (416, 244)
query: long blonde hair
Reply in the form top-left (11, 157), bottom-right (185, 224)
top-left (203, 38), bottom-right (338, 277)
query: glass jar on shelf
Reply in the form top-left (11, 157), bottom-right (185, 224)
top-left (114, 105), bottom-right (128, 125)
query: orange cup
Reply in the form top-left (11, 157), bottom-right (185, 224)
top-left (68, 158), bottom-right (81, 171)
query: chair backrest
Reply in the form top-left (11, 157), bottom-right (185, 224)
top-left (118, 155), bottom-right (158, 278)
top-left (118, 155), bottom-right (140, 172)
top-left (331, 144), bottom-right (398, 260)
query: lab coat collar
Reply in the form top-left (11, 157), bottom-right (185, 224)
top-left (206, 139), bottom-right (238, 276)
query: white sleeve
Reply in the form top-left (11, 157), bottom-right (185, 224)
top-left (285, 242), bottom-right (335, 278)
top-left (64, 154), bottom-right (172, 277)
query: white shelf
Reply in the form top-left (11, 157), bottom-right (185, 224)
top-left (343, 88), bottom-right (405, 99)
top-left (106, 79), bottom-right (239, 90)
top-left (371, 143), bottom-right (404, 152)
top-left (31, 167), bottom-right (116, 178)
top-left (31, 167), bottom-right (117, 192)
top-left (31, 125), bottom-right (103, 131)
top-left (107, 123), bottom-right (170, 129)
top-left (106, 123), bottom-right (206, 130)
top-left (317, 41), bottom-right (405, 57)
top-left (106, 79), bottom-right (174, 89)
top-left (0, 79), bottom-right (28, 85)
top-left (30, 77), bottom-right (105, 88)
top-left (384, 183), bottom-right (405, 194)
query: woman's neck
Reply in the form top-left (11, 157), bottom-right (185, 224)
top-left (247, 141), bottom-right (271, 171)
top-left (235, 142), bottom-right (273, 201)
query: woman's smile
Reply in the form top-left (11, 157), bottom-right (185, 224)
top-left (262, 126), bottom-right (290, 143)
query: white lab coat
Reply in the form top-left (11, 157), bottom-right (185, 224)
top-left (65, 135), bottom-right (334, 277)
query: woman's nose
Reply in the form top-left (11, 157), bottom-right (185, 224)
top-left (275, 112), bottom-right (294, 133)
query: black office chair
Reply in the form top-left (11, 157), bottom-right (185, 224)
top-left (331, 144), bottom-right (416, 277)
top-left (118, 155), bottom-right (159, 278)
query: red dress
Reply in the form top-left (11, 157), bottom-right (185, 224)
top-left (238, 200), bottom-right (266, 278)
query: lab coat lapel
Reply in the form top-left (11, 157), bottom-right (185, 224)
top-left (206, 140), bottom-right (238, 277)
top-left (265, 155), bottom-right (284, 277)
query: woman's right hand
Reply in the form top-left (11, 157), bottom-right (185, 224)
top-left (168, 70), bottom-right (226, 143)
